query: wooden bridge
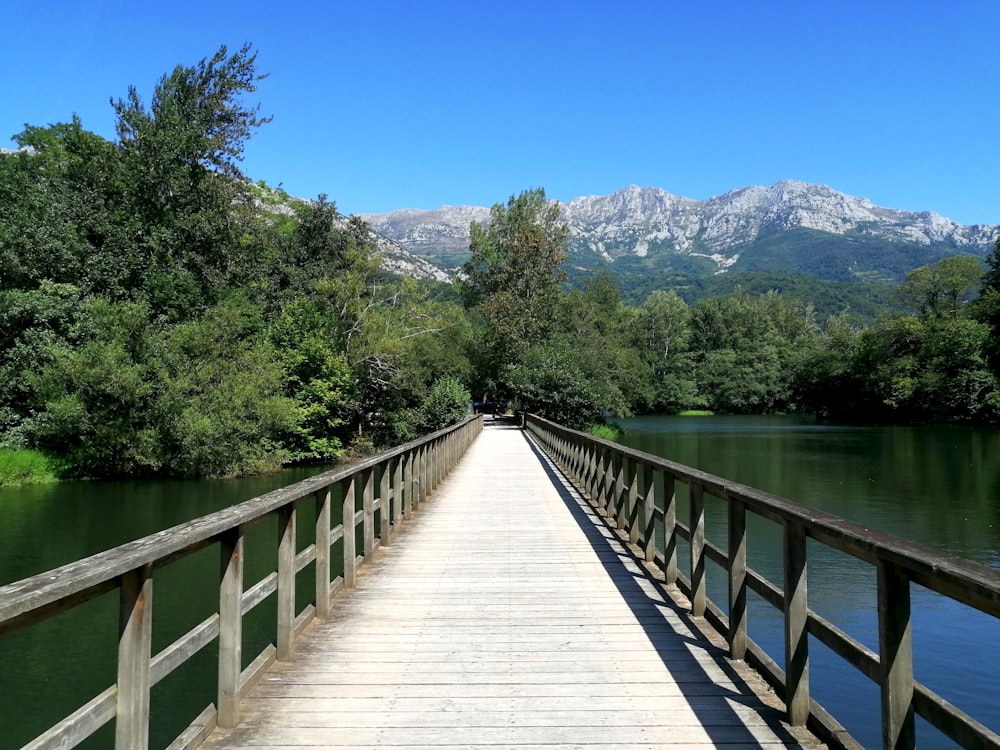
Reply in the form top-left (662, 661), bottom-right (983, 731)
top-left (2, 415), bottom-right (999, 749)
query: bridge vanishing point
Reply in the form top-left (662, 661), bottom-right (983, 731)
top-left (202, 420), bottom-right (819, 749)
top-left (3, 414), bottom-right (999, 749)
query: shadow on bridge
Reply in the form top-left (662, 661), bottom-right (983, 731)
top-left (521, 428), bottom-right (811, 748)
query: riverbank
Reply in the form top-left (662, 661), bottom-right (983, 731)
top-left (0, 449), bottom-right (63, 488)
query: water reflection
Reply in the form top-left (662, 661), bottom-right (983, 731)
top-left (615, 414), bottom-right (1000, 749)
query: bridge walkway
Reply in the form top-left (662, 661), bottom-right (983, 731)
top-left (202, 422), bottom-right (823, 749)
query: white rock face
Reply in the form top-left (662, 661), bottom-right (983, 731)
top-left (363, 181), bottom-right (999, 275)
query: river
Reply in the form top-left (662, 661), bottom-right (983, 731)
top-left (2, 418), bottom-right (999, 748)
top-left (614, 414), bottom-right (1000, 749)
top-left (0, 465), bottom-right (330, 749)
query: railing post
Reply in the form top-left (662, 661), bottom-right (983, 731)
top-left (116, 564), bottom-right (153, 750)
top-left (403, 452), bottom-right (414, 517)
top-left (612, 452), bottom-right (625, 528)
top-left (277, 502), bottom-right (296, 662)
top-left (343, 477), bottom-right (357, 588)
top-left (218, 527), bottom-right (244, 727)
top-left (627, 458), bottom-right (639, 545)
top-left (363, 467), bottom-right (375, 563)
top-left (380, 461), bottom-right (392, 545)
top-left (784, 520), bottom-right (809, 726)
top-left (877, 559), bottom-right (915, 750)
top-left (583, 442), bottom-right (595, 500)
top-left (600, 447), bottom-right (613, 514)
top-left (690, 482), bottom-right (706, 617)
top-left (663, 474), bottom-right (677, 585)
top-left (393, 455), bottom-right (404, 528)
top-left (315, 489), bottom-right (331, 618)
top-left (642, 463), bottom-right (655, 563)
top-left (728, 499), bottom-right (748, 661)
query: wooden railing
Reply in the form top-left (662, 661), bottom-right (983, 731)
top-left (526, 414), bottom-right (1000, 750)
top-left (0, 415), bottom-right (482, 750)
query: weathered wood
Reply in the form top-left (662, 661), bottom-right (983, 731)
top-left (165, 704), bottom-right (216, 750)
top-left (627, 457), bottom-right (639, 544)
top-left (152, 614), bottom-right (220, 687)
top-left (116, 564), bottom-right (153, 750)
top-left (342, 477), bottom-right (357, 588)
top-left (784, 521), bottom-right (809, 726)
top-left (218, 527), bottom-right (243, 727)
top-left (1, 416), bottom-right (484, 750)
top-left (379, 460), bottom-right (391, 545)
top-left (276, 502), bottom-right (296, 662)
top-left (662, 473), bottom-right (677, 585)
top-left (641, 462), bottom-right (655, 563)
top-left (314, 489), bottom-right (332, 618)
top-left (877, 559), bottom-right (914, 749)
top-left (690, 482), bottom-right (706, 617)
top-left (525, 414), bottom-right (1000, 750)
top-left (807, 611), bottom-right (879, 682)
top-left (201, 424), bottom-right (822, 750)
top-left (728, 498), bottom-right (748, 661)
top-left (392, 454), bottom-right (403, 527)
top-left (242, 572), bottom-right (276, 615)
top-left (0, 417), bottom-right (482, 636)
top-left (912, 683), bottom-right (1000, 749)
top-left (363, 466), bottom-right (375, 562)
top-left (21, 686), bottom-right (116, 750)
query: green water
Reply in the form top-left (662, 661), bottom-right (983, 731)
top-left (0, 465), bottom-right (331, 749)
top-left (2, 418), bottom-right (999, 748)
top-left (615, 414), bottom-right (1000, 749)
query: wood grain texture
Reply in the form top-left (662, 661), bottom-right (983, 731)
top-left (202, 423), bottom-right (822, 749)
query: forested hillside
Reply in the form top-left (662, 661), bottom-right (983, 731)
top-left (3, 45), bottom-right (999, 482)
top-left (0, 46), bottom-right (473, 479)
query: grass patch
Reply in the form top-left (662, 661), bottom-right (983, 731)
top-left (586, 424), bottom-right (622, 441)
top-left (678, 410), bottom-right (714, 416)
top-left (0, 449), bottom-right (63, 487)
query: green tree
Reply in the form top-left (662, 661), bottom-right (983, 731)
top-left (112, 43), bottom-right (272, 317)
top-left (461, 188), bottom-right (568, 368)
top-left (897, 255), bottom-right (983, 318)
top-left (689, 290), bottom-right (816, 413)
top-left (414, 376), bottom-right (471, 433)
top-left (633, 290), bottom-right (696, 412)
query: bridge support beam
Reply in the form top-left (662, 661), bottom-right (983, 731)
top-left (219, 528), bottom-right (244, 727)
top-left (783, 521), bottom-right (809, 726)
top-left (878, 560), bottom-right (915, 750)
top-left (116, 564), bottom-right (153, 750)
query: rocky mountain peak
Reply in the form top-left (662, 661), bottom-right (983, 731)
top-left (360, 181), bottom-right (1000, 279)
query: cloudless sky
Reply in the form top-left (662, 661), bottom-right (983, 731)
top-left (3, 1), bottom-right (999, 224)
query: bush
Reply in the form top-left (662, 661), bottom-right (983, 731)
top-left (586, 424), bottom-right (621, 441)
top-left (0, 448), bottom-right (62, 486)
top-left (416, 376), bottom-right (471, 433)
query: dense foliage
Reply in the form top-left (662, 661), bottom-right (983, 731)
top-left (0, 46), bottom-right (471, 478)
top-left (3, 46), bottom-right (997, 481)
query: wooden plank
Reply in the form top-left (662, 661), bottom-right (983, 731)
top-left (784, 520), bottom-right (810, 726)
top-left (202, 424), bottom-right (821, 750)
top-left (218, 528), bottom-right (243, 727)
top-left (116, 564), bottom-right (153, 750)
top-left (21, 686), bottom-right (116, 750)
top-left (276, 503), bottom-right (296, 662)
top-left (877, 559), bottom-right (914, 749)
top-left (690, 482), bottom-right (706, 617)
top-left (729, 498), bottom-right (748, 660)
top-left (314, 489), bottom-right (331, 618)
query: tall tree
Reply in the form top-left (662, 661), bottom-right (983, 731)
top-left (896, 255), bottom-right (983, 318)
top-left (460, 188), bottom-right (568, 368)
top-left (112, 43), bottom-right (272, 316)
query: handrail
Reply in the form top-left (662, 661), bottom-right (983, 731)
top-left (0, 415), bottom-right (483, 750)
top-left (525, 414), bottom-right (1000, 750)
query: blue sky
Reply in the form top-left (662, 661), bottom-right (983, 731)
top-left (3, 1), bottom-right (999, 224)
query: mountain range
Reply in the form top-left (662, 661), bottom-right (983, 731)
top-left (362, 181), bottom-right (999, 285)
